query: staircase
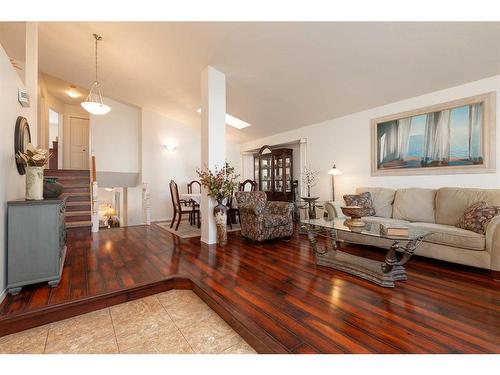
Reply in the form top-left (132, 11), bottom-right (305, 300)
top-left (44, 169), bottom-right (92, 229)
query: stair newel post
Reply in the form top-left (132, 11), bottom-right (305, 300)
top-left (91, 155), bottom-right (99, 233)
top-left (142, 182), bottom-right (151, 225)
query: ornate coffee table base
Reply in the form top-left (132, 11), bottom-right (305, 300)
top-left (306, 226), bottom-right (426, 287)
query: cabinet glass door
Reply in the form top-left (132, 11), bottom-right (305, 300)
top-left (285, 156), bottom-right (292, 192)
top-left (254, 158), bottom-right (259, 182)
top-left (274, 155), bottom-right (283, 192)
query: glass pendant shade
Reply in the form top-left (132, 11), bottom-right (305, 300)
top-left (81, 82), bottom-right (111, 115)
top-left (81, 34), bottom-right (111, 115)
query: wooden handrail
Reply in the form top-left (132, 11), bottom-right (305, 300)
top-left (91, 155), bottom-right (97, 182)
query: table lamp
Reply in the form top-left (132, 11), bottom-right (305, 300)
top-left (106, 207), bottom-right (116, 227)
top-left (327, 164), bottom-right (342, 201)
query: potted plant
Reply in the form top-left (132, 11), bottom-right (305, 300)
top-left (301, 165), bottom-right (319, 198)
top-left (16, 143), bottom-right (51, 200)
top-left (196, 162), bottom-right (239, 246)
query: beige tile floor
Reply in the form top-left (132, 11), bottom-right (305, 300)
top-left (0, 290), bottom-right (256, 354)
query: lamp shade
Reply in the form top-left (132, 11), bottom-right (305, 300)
top-left (328, 165), bottom-right (342, 176)
top-left (81, 101), bottom-right (111, 115)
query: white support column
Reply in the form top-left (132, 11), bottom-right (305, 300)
top-left (142, 182), bottom-right (151, 225)
top-left (200, 66), bottom-right (226, 244)
top-left (299, 137), bottom-right (308, 197)
top-left (25, 22), bottom-right (38, 144)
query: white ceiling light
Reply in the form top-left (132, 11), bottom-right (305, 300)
top-left (81, 34), bottom-right (111, 115)
top-left (196, 108), bottom-right (251, 129)
top-left (66, 84), bottom-right (80, 98)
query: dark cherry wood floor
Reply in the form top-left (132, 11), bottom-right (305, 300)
top-left (1, 224), bottom-right (499, 353)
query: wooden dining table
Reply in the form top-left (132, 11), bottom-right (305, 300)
top-left (179, 193), bottom-right (201, 205)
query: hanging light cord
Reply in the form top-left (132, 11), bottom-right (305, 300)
top-left (84, 34), bottom-right (104, 103)
top-left (94, 34), bottom-right (99, 83)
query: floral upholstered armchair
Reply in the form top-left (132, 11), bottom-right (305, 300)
top-left (235, 191), bottom-right (294, 242)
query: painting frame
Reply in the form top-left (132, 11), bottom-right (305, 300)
top-left (371, 92), bottom-right (496, 176)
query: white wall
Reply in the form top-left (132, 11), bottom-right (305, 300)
top-left (90, 97), bottom-right (141, 173)
top-left (0, 45), bottom-right (33, 301)
top-left (141, 108), bottom-right (241, 222)
top-left (242, 75), bottom-right (500, 201)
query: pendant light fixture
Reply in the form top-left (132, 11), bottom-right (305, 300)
top-left (81, 34), bottom-right (111, 115)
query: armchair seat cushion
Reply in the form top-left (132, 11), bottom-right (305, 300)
top-left (410, 222), bottom-right (485, 251)
top-left (263, 214), bottom-right (290, 228)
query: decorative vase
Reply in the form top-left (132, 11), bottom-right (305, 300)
top-left (43, 177), bottom-right (64, 198)
top-left (25, 166), bottom-right (44, 200)
top-left (341, 206), bottom-right (372, 227)
top-left (213, 196), bottom-right (228, 246)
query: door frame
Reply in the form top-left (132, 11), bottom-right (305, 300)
top-left (65, 115), bottom-right (90, 170)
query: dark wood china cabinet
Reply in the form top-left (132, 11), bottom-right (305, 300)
top-left (254, 145), bottom-right (293, 201)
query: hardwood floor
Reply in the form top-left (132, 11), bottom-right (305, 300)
top-left (1, 224), bottom-right (499, 353)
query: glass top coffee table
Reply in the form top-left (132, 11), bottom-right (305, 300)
top-left (301, 218), bottom-right (429, 287)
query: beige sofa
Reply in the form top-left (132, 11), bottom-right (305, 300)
top-left (325, 187), bottom-right (500, 273)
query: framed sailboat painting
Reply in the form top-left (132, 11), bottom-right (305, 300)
top-left (371, 92), bottom-right (496, 176)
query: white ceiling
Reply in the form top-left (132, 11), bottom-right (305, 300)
top-left (1, 22), bottom-right (500, 142)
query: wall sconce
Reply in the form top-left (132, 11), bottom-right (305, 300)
top-left (163, 143), bottom-right (177, 151)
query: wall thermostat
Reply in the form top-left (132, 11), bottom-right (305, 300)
top-left (18, 88), bottom-right (30, 107)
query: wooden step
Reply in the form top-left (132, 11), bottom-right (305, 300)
top-left (60, 183), bottom-right (90, 188)
top-left (44, 176), bottom-right (91, 184)
top-left (66, 220), bottom-right (92, 229)
top-left (66, 206), bottom-right (91, 213)
top-left (65, 210), bottom-right (91, 217)
top-left (66, 214), bottom-right (91, 222)
top-left (61, 193), bottom-right (91, 202)
top-left (44, 169), bottom-right (90, 177)
top-left (63, 186), bottom-right (90, 193)
top-left (66, 201), bottom-right (91, 207)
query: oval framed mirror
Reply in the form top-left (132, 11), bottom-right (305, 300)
top-left (14, 116), bottom-right (32, 175)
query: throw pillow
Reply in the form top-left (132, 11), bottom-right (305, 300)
top-left (343, 192), bottom-right (376, 216)
top-left (456, 201), bottom-right (500, 234)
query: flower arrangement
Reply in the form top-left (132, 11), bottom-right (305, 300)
top-left (196, 162), bottom-right (239, 201)
top-left (301, 165), bottom-right (319, 197)
top-left (16, 143), bottom-right (51, 167)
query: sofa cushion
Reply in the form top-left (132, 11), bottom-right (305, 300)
top-left (435, 187), bottom-right (500, 226)
top-left (409, 222), bottom-right (485, 251)
top-left (456, 201), bottom-right (500, 234)
top-left (356, 187), bottom-right (396, 218)
top-left (343, 192), bottom-right (375, 216)
top-left (393, 188), bottom-right (436, 223)
top-left (263, 214), bottom-right (289, 228)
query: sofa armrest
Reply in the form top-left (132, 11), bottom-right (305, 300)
top-left (324, 201), bottom-right (347, 220)
top-left (485, 215), bottom-right (500, 271)
top-left (265, 201), bottom-right (293, 216)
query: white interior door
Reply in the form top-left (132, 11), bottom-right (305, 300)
top-left (69, 117), bottom-right (90, 169)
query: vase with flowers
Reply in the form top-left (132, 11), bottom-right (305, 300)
top-left (196, 162), bottom-right (239, 246)
top-left (16, 143), bottom-right (51, 200)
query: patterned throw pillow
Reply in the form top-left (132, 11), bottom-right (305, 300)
top-left (456, 201), bottom-right (500, 234)
top-left (343, 192), bottom-right (376, 216)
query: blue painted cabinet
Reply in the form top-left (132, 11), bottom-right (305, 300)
top-left (7, 198), bottom-right (67, 295)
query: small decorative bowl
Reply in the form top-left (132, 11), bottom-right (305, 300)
top-left (341, 206), bottom-right (371, 227)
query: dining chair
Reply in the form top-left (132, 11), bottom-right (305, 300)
top-left (185, 180), bottom-right (201, 213)
top-left (239, 179), bottom-right (258, 192)
top-left (226, 188), bottom-right (239, 229)
top-left (169, 180), bottom-right (200, 230)
top-left (187, 180), bottom-right (201, 194)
